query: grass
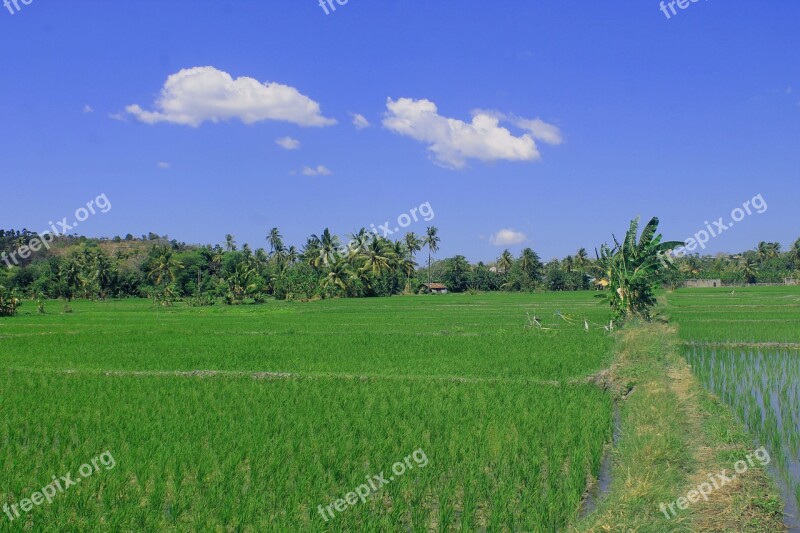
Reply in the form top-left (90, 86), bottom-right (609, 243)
top-left (5, 289), bottom-right (790, 530)
top-left (0, 292), bottom-right (615, 531)
top-left (573, 319), bottom-right (784, 532)
top-left (668, 286), bottom-right (800, 344)
top-left (1, 294), bottom-right (613, 380)
top-left (669, 287), bottom-right (800, 528)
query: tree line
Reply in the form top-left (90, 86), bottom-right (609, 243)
top-left (1, 225), bottom-right (799, 316)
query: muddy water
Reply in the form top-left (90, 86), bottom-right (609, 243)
top-left (685, 347), bottom-right (800, 531)
top-left (579, 404), bottom-right (621, 519)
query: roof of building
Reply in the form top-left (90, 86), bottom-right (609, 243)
top-left (423, 283), bottom-right (447, 290)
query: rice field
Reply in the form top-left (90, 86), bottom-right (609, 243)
top-left (0, 293), bottom-right (614, 531)
top-left (670, 286), bottom-right (800, 527)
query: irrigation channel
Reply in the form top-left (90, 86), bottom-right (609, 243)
top-left (685, 346), bottom-right (800, 531)
top-left (579, 404), bottom-right (622, 518)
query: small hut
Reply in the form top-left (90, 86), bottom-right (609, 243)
top-left (422, 283), bottom-right (448, 294)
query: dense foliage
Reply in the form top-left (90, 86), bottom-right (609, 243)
top-left (1, 226), bottom-right (799, 307)
top-left (595, 217), bottom-right (682, 320)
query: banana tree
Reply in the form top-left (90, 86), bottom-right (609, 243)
top-left (0, 285), bottom-right (20, 317)
top-left (595, 217), bottom-right (682, 320)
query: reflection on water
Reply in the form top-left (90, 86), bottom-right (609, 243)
top-left (685, 347), bottom-right (800, 531)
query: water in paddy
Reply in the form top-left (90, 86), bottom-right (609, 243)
top-left (685, 347), bottom-right (800, 531)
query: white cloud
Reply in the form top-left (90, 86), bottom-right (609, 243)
top-left (109, 112), bottom-right (126, 121)
top-left (513, 117), bottom-right (563, 145)
top-left (490, 229), bottom-right (527, 246)
top-left (126, 66), bottom-right (336, 128)
top-left (301, 165), bottom-right (332, 176)
top-left (351, 113), bottom-right (370, 129)
top-left (276, 136), bottom-right (301, 150)
top-left (382, 98), bottom-right (561, 169)
top-left (157, 162), bottom-right (171, 169)
top-left (83, 104), bottom-right (94, 113)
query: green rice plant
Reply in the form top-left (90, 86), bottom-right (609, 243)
top-left (0, 370), bottom-right (612, 531)
top-left (0, 292), bottom-right (616, 530)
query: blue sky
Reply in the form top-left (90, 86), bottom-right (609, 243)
top-left (1, 1), bottom-right (798, 262)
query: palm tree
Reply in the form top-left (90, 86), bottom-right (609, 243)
top-left (791, 238), bottom-right (800, 268)
top-left (321, 259), bottom-right (356, 296)
top-left (444, 255), bottom-right (471, 292)
top-left (738, 257), bottom-right (759, 284)
top-left (93, 252), bottom-right (113, 299)
top-left (310, 229), bottom-right (340, 268)
top-left (225, 234), bottom-right (237, 252)
top-left (398, 255), bottom-right (417, 293)
top-left (404, 232), bottom-right (423, 263)
top-left (519, 248), bottom-right (543, 285)
top-left (347, 228), bottom-right (372, 261)
top-left (359, 238), bottom-right (393, 277)
top-left (226, 260), bottom-right (257, 302)
top-left (285, 246), bottom-right (298, 265)
top-left (302, 236), bottom-right (322, 272)
top-left (254, 248), bottom-right (269, 276)
top-left (147, 246), bottom-right (184, 290)
top-left (497, 249), bottom-right (514, 284)
top-left (58, 257), bottom-right (82, 299)
top-left (267, 228), bottom-right (284, 256)
top-left (423, 226), bottom-right (440, 286)
top-left (575, 247), bottom-right (590, 289)
top-left (575, 248), bottom-right (589, 272)
top-left (757, 241), bottom-right (780, 266)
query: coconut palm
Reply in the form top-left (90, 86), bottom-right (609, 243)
top-left (254, 248), bottom-right (269, 275)
top-left (321, 259), bottom-right (356, 296)
top-left (147, 246), bottom-right (184, 289)
top-left (225, 234), bottom-right (237, 252)
top-left (359, 238), bottom-right (394, 277)
top-left (310, 228), bottom-right (340, 268)
top-left (93, 252), bottom-right (113, 299)
top-left (302, 236), bottom-right (322, 271)
top-left (519, 248), bottom-right (543, 285)
top-left (267, 228), bottom-right (284, 256)
top-left (444, 255), bottom-right (471, 292)
top-left (423, 226), bottom-right (440, 286)
top-left (738, 257), bottom-right (759, 284)
top-left (285, 246), bottom-right (298, 265)
top-left (757, 241), bottom-right (780, 265)
top-left (497, 249), bottom-right (514, 276)
top-left (59, 257), bottom-right (82, 298)
top-left (574, 247), bottom-right (591, 289)
top-left (346, 228), bottom-right (372, 261)
top-left (226, 260), bottom-right (258, 302)
top-left (404, 232), bottom-right (423, 262)
top-left (791, 238), bottom-right (800, 268)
